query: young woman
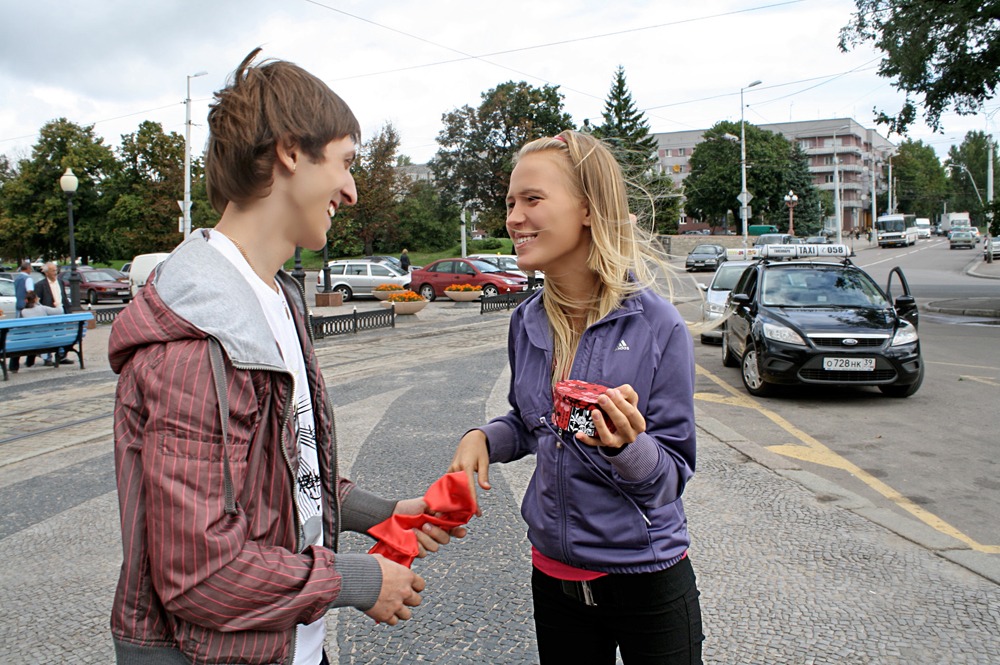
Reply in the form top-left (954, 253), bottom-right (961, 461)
top-left (450, 130), bottom-right (703, 664)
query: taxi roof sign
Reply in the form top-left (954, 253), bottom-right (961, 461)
top-left (757, 243), bottom-right (851, 259)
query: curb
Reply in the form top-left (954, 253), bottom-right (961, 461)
top-left (695, 415), bottom-right (1000, 585)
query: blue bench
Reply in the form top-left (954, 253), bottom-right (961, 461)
top-left (0, 312), bottom-right (94, 381)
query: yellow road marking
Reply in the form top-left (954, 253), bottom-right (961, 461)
top-left (695, 364), bottom-right (1000, 553)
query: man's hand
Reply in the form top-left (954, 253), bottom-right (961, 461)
top-left (576, 384), bottom-right (645, 450)
top-left (364, 554), bottom-right (425, 625)
top-left (393, 498), bottom-right (468, 557)
top-left (448, 430), bottom-right (491, 516)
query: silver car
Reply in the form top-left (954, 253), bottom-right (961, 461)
top-left (0, 276), bottom-right (15, 318)
top-left (315, 260), bottom-right (409, 301)
top-left (698, 260), bottom-right (752, 344)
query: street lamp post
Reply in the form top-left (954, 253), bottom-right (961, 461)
top-left (739, 80), bottom-right (762, 250)
top-left (59, 168), bottom-right (81, 311)
top-left (184, 71), bottom-right (207, 239)
top-left (783, 190), bottom-right (798, 236)
top-left (830, 124), bottom-right (850, 245)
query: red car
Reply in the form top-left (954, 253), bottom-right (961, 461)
top-left (60, 268), bottom-right (132, 305)
top-left (410, 258), bottom-right (529, 301)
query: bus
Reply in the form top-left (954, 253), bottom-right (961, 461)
top-left (875, 214), bottom-right (919, 248)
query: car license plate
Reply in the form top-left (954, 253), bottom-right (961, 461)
top-left (823, 357), bottom-right (875, 371)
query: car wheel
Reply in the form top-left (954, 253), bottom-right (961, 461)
top-left (878, 363), bottom-right (924, 398)
top-left (333, 284), bottom-right (353, 302)
top-left (88, 290), bottom-right (99, 306)
top-left (741, 345), bottom-right (773, 396)
top-left (483, 285), bottom-right (499, 298)
top-left (418, 284), bottom-right (436, 302)
top-left (721, 331), bottom-right (738, 367)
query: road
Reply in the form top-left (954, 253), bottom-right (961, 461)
top-left (679, 238), bottom-right (1000, 551)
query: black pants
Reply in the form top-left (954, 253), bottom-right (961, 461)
top-left (532, 558), bottom-right (703, 665)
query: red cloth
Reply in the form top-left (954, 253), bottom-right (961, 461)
top-left (368, 472), bottom-right (476, 567)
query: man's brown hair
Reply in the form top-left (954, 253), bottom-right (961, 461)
top-left (204, 47), bottom-right (362, 213)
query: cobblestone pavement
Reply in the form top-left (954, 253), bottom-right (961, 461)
top-left (1, 300), bottom-right (997, 663)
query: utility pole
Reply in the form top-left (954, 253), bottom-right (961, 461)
top-left (184, 71), bottom-right (207, 238)
top-left (739, 80), bottom-right (761, 250)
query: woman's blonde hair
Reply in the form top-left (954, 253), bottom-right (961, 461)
top-left (514, 130), bottom-right (672, 382)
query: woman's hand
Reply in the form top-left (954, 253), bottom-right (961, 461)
top-left (393, 498), bottom-right (467, 557)
top-left (576, 384), bottom-right (645, 450)
top-left (448, 430), bottom-right (491, 516)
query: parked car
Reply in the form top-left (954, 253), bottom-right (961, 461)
top-left (0, 276), bottom-right (15, 318)
top-left (468, 253), bottom-right (544, 288)
top-left (409, 258), bottom-right (528, 301)
top-left (949, 230), bottom-right (976, 250)
top-left (315, 260), bottom-right (409, 301)
top-left (983, 236), bottom-right (1000, 261)
top-left (753, 233), bottom-right (795, 246)
top-left (119, 262), bottom-right (132, 278)
top-left (685, 244), bottom-right (727, 272)
top-left (720, 243), bottom-right (923, 398)
top-left (804, 236), bottom-right (828, 244)
top-left (61, 268), bottom-right (132, 304)
top-left (698, 260), bottom-right (753, 344)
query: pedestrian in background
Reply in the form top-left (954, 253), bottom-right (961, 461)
top-left (7, 291), bottom-right (63, 372)
top-left (400, 247), bottom-right (411, 273)
top-left (109, 47), bottom-right (463, 665)
top-left (34, 261), bottom-right (73, 365)
top-left (12, 260), bottom-right (35, 317)
top-left (450, 130), bottom-right (703, 664)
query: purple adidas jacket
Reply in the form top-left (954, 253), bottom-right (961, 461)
top-left (479, 288), bottom-right (697, 574)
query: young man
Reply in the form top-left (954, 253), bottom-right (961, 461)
top-left (109, 48), bottom-right (462, 665)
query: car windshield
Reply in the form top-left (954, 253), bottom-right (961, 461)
top-left (469, 259), bottom-right (502, 273)
top-left (761, 266), bottom-right (888, 308)
top-left (710, 264), bottom-right (748, 291)
top-left (691, 246), bottom-right (718, 255)
top-left (86, 271), bottom-right (117, 282)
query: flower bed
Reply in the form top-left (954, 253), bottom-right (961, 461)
top-left (445, 283), bottom-right (482, 292)
top-left (373, 283), bottom-right (407, 300)
top-left (386, 290), bottom-right (425, 303)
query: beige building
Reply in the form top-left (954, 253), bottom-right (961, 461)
top-left (655, 118), bottom-right (896, 233)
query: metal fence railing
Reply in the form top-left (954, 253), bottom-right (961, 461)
top-left (481, 291), bottom-right (532, 314)
top-left (312, 307), bottom-right (395, 339)
top-left (93, 306), bottom-right (126, 325)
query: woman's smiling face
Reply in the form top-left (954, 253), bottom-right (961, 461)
top-left (505, 150), bottom-right (591, 275)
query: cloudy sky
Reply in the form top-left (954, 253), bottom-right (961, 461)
top-left (0, 0), bottom-right (995, 168)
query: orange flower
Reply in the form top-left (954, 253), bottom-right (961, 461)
top-left (374, 283), bottom-right (406, 291)
top-left (445, 283), bottom-right (482, 292)
top-left (386, 290), bottom-right (425, 303)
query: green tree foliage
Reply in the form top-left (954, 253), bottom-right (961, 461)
top-left (591, 66), bottom-right (682, 234)
top-left (684, 122), bottom-right (821, 234)
top-left (337, 123), bottom-right (405, 256)
top-left (395, 179), bottom-right (461, 251)
top-left (431, 81), bottom-right (574, 235)
top-left (0, 119), bottom-right (119, 264)
top-left (839, 0), bottom-right (1000, 134)
top-left (945, 131), bottom-right (999, 221)
top-left (888, 139), bottom-right (948, 218)
top-left (102, 121), bottom-right (189, 258)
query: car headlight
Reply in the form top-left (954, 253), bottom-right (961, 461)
top-left (706, 302), bottom-right (725, 314)
top-left (502, 278), bottom-right (517, 284)
top-left (762, 322), bottom-right (805, 346)
top-left (891, 321), bottom-right (918, 346)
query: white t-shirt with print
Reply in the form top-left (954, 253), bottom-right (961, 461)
top-left (209, 231), bottom-right (325, 665)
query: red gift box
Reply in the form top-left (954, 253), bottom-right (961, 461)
top-left (552, 380), bottom-right (616, 437)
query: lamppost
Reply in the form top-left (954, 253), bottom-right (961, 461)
top-left (59, 168), bottom-right (81, 311)
top-left (830, 124), bottom-right (850, 245)
top-left (292, 247), bottom-right (305, 291)
top-left (783, 190), bottom-right (798, 236)
top-left (738, 80), bottom-right (762, 250)
top-left (184, 71), bottom-right (207, 239)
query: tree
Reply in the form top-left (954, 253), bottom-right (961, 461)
top-left (395, 180), bottom-right (461, 251)
top-left (0, 118), bottom-right (119, 264)
top-left (684, 121), bottom-right (820, 234)
top-left (591, 66), bottom-right (682, 234)
top-left (945, 131), bottom-right (999, 221)
top-left (337, 123), bottom-right (406, 256)
top-left (102, 121), bottom-right (189, 258)
top-left (839, 1), bottom-right (1000, 134)
top-left (431, 81), bottom-right (574, 235)
top-left (886, 139), bottom-right (948, 218)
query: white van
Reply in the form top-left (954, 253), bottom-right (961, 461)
top-left (914, 218), bottom-right (932, 239)
top-left (129, 252), bottom-right (170, 296)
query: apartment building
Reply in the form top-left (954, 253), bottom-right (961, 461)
top-left (655, 118), bottom-right (896, 233)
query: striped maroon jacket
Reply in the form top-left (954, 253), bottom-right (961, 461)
top-left (109, 244), bottom-right (393, 665)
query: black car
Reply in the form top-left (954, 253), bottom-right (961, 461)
top-left (720, 244), bottom-right (923, 398)
top-left (685, 244), bottom-right (727, 272)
